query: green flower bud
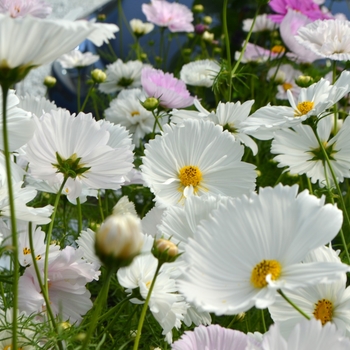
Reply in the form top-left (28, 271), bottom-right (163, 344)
top-left (43, 76), bottom-right (56, 88)
top-left (203, 16), bottom-right (212, 25)
top-left (141, 97), bottom-right (159, 111)
top-left (192, 4), bottom-right (204, 13)
top-left (295, 75), bottom-right (314, 88)
top-left (152, 238), bottom-right (180, 264)
top-left (91, 68), bottom-right (107, 84)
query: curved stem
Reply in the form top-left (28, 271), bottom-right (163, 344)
top-left (81, 268), bottom-right (113, 350)
top-left (332, 62), bottom-right (339, 134)
top-left (44, 178), bottom-right (68, 296)
top-left (313, 128), bottom-right (350, 263)
top-left (222, 0), bottom-right (232, 101)
top-left (2, 84), bottom-right (18, 350)
top-left (133, 261), bottom-right (161, 350)
top-left (80, 85), bottom-right (94, 112)
top-left (278, 289), bottom-right (310, 320)
top-left (76, 197), bottom-right (82, 233)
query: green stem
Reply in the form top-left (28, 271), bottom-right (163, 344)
top-left (133, 261), bottom-right (161, 350)
top-left (44, 178), bottom-right (68, 296)
top-left (332, 62), bottom-right (338, 134)
top-left (2, 84), bottom-right (18, 349)
top-left (313, 128), bottom-right (350, 263)
top-left (278, 289), bottom-right (310, 320)
top-left (117, 0), bottom-right (124, 58)
top-left (261, 309), bottom-right (267, 332)
top-left (81, 268), bottom-right (113, 350)
top-left (76, 197), bottom-right (82, 233)
top-left (80, 85), bottom-right (95, 112)
top-left (222, 0), bottom-right (232, 101)
top-left (98, 190), bottom-right (105, 222)
top-left (306, 175), bottom-right (313, 195)
top-left (77, 68), bottom-right (81, 112)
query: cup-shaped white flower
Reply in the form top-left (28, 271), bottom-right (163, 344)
top-left (178, 184), bottom-right (349, 315)
top-left (95, 212), bottom-right (144, 268)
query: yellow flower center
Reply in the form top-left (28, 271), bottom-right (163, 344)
top-left (131, 111), bottom-right (140, 117)
top-left (295, 101), bottom-right (314, 116)
top-left (313, 299), bottom-right (333, 325)
top-left (178, 165), bottom-right (202, 188)
top-left (282, 82), bottom-right (293, 91)
top-left (23, 247), bottom-right (31, 255)
top-left (271, 45), bottom-right (285, 54)
top-left (251, 259), bottom-right (282, 288)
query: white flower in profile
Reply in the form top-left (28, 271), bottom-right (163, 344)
top-left (76, 228), bottom-right (100, 267)
top-left (24, 109), bottom-right (134, 200)
top-left (0, 89), bottom-right (34, 151)
top-left (99, 59), bottom-right (146, 94)
top-left (267, 64), bottom-right (302, 100)
top-left (57, 50), bottom-right (99, 69)
top-left (178, 184), bottom-right (349, 315)
top-left (141, 119), bottom-right (257, 207)
top-left (243, 13), bottom-right (278, 32)
top-left (129, 18), bottom-right (154, 37)
top-left (241, 70), bottom-right (350, 140)
top-left (104, 88), bottom-right (157, 145)
top-left (18, 93), bottom-right (58, 118)
top-left (0, 0), bottom-right (52, 18)
top-left (268, 245), bottom-right (350, 338)
top-left (271, 115), bottom-right (350, 186)
top-left (180, 60), bottom-right (220, 88)
top-left (248, 319), bottom-right (350, 350)
top-left (296, 19), bottom-right (350, 61)
top-left (18, 246), bottom-right (95, 324)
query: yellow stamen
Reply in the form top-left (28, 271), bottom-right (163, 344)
top-left (178, 165), bottom-right (202, 188)
top-left (131, 111), bottom-right (140, 117)
top-left (251, 259), bottom-right (282, 288)
top-left (313, 299), bottom-right (333, 325)
top-left (282, 82), bottom-right (293, 91)
top-left (23, 247), bottom-right (31, 255)
top-left (295, 101), bottom-right (314, 116)
top-left (271, 45), bottom-right (285, 54)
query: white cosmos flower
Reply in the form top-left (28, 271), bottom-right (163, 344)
top-left (241, 70), bottom-right (350, 140)
top-left (99, 59), bottom-right (146, 94)
top-left (178, 184), bottom-right (348, 315)
top-left (18, 94), bottom-right (58, 118)
top-left (296, 19), bottom-right (350, 61)
top-left (248, 319), bottom-right (350, 350)
top-left (180, 60), bottom-right (220, 88)
top-left (171, 99), bottom-right (258, 155)
top-left (271, 115), bottom-right (350, 186)
top-left (56, 50), bottom-right (99, 69)
top-left (243, 14), bottom-right (278, 32)
top-left (267, 64), bottom-right (302, 100)
top-left (141, 119), bottom-right (257, 207)
top-left (129, 18), bottom-right (154, 36)
top-left (268, 245), bottom-right (350, 338)
top-left (104, 88), bottom-right (158, 145)
top-left (24, 110), bottom-right (134, 200)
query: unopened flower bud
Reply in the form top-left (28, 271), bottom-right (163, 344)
top-left (295, 75), bottom-right (314, 88)
top-left (95, 213), bottom-right (143, 269)
top-left (58, 322), bottom-right (71, 333)
top-left (141, 97), bottom-right (159, 111)
top-left (140, 53), bottom-right (148, 60)
top-left (97, 14), bottom-right (106, 21)
top-left (195, 23), bottom-right (208, 35)
top-left (43, 76), bottom-right (56, 88)
top-left (91, 69), bottom-right (107, 83)
top-left (152, 238), bottom-right (180, 263)
top-left (203, 16), bottom-right (212, 25)
top-left (193, 4), bottom-right (204, 12)
top-left (202, 31), bottom-right (214, 42)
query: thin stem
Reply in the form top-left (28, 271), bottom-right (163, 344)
top-left (278, 289), bottom-right (310, 320)
top-left (133, 261), bottom-right (161, 350)
top-left (313, 128), bottom-right (350, 263)
top-left (261, 309), bottom-right (267, 333)
top-left (77, 68), bottom-right (81, 112)
top-left (117, 0), bottom-right (124, 58)
top-left (306, 175), bottom-right (313, 195)
top-left (80, 84), bottom-right (94, 112)
top-left (222, 0), bottom-right (232, 101)
top-left (332, 62), bottom-right (339, 134)
top-left (44, 178), bottom-right (68, 296)
top-left (2, 84), bottom-right (18, 349)
top-left (98, 190), bottom-right (105, 222)
top-left (76, 197), bottom-right (82, 234)
top-left (81, 268), bottom-right (113, 350)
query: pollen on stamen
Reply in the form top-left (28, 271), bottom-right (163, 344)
top-left (178, 165), bottom-right (203, 188)
top-left (271, 45), bottom-right (285, 54)
top-left (283, 82), bottom-right (293, 91)
top-left (251, 259), bottom-right (282, 288)
top-left (131, 111), bottom-right (140, 117)
top-left (295, 101), bottom-right (314, 116)
top-left (313, 299), bottom-right (333, 325)
top-left (23, 247), bottom-right (31, 255)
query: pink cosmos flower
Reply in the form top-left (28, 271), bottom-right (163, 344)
top-left (0, 0), bottom-right (52, 18)
top-left (142, 0), bottom-right (194, 33)
top-left (172, 325), bottom-right (254, 350)
top-left (269, 0), bottom-right (331, 23)
top-left (141, 67), bottom-right (194, 109)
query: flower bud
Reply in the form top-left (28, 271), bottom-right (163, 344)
top-left (141, 97), bottom-right (159, 111)
top-left (91, 69), bottom-right (107, 84)
top-left (43, 76), bottom-right (56, 88)
top-left (295, 75), bottom-right (314, 88)
top-left (195, 23), bottom-right (208, 35)
top-left (97, 14), bottom-right (106, 22)
top-left (95, 213), bottom-right (143, 269)
top-left (202, 31), bottom-right (214, 42)
top-left (152, 238), bottom-right (180, 264)
top-left (203, 16), bottom-right (212, 25)
top-left (193, 4), bottom-right (204, 13)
